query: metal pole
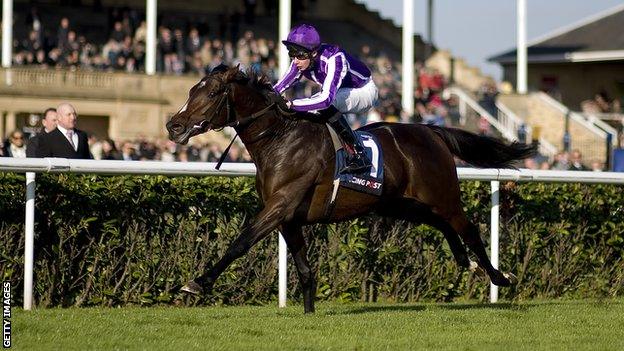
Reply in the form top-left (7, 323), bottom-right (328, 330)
top-left (402, 0), bottom-right (415, 117)
top-left (278, 0), bottom-right (291, 78)
top-left (2, 0), bottom-right (12, 68)
top-left (490, 181), bottom-right (500, 303)
top-left (426, 0), bottom-right (433, 58)
top-left (145, 0), bottom-right (157, 75)
top-left (23, 172), bottom-right (35, 310)
top-left (278, 234), bottom-right (287, 308)
top-left (606, 133), bottom-right (613, 171)
top-left (516, 0), bottom-right (527, 94)
top-left (278, 0), bottom-right (291, 309)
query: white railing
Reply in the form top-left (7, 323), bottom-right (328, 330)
top-left (2, 158), bottom-right (624, 307)
top-left (537, 92), bottom-right (615, 143)
top-left (496, 101), bottom-right (558, 160)
top-left (582, 112), bottom-right (619, 139)
top-left (444, 87), bottom-right (515, 141)
top-left (445, 87), bottom-right (557, 160)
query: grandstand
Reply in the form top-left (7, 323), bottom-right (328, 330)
top-left (1, 0), bottom-right (622, 170)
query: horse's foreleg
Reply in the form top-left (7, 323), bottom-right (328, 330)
top-left (281, 222), bottom-right (316, 313)
top-left (183, 200), bottom-right (291, 295)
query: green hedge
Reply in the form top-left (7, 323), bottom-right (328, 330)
top-left (1, 173), bottom-right (623, 307)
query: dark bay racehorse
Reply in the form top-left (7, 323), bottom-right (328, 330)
top-left (166, 66), bottom-right (536, 313)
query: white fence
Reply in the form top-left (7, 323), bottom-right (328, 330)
top-left (2, 158), bottom-right (624, 309)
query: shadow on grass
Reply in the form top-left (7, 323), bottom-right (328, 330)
top-left (336, 302), bottom-right (532, 315)
top-left (337, 305), bottom-right (427, 315)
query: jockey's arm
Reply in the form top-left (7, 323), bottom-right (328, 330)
top-left (273, 61), bottom-right (301, 94)
top-left (291, 53), bottom-right (347, 112)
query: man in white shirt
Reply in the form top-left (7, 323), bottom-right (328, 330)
top-left (36, 103), bottom-right (93, 159)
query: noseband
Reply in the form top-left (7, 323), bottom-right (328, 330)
top-left (196, 79), bottom-right (276, 133)
top-left (195, 77), bottom-right (278, 170)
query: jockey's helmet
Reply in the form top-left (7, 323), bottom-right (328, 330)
top-left (282, 24), bottom-right (321, 53)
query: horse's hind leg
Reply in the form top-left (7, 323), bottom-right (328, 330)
top-left (281, 222), bottom-right (316, 313)
top-left (425, 215), bottom-right (477, 271)
top-left (379, 199), bottom-right (471, 270)
top-left (449, 214), bottom-right (517, 286)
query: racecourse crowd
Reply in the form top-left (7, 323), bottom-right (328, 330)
top-left (11, 5), bottom-right (459, 126)
top-left (3, 5), bottom-right (605, 170)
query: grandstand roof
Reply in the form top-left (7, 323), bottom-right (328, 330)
top-left (488, 3), bottom-right (624, 64)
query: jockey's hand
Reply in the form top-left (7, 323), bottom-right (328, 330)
top-left (286, 100), bottom-right (293, 109)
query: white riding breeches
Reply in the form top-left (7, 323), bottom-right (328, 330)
top-left (332, 79), bottom-right (378, 115)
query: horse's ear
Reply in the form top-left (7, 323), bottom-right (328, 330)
top-left (223, 65), bottom-right (243, 83)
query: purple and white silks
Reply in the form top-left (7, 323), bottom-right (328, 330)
top-left (273, 44), bottom-right (373, 112)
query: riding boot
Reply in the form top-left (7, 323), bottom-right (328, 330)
top-left (328, 113), bottom-right (372, 174)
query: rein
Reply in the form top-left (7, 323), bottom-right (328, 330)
top-left (214, 95), bottom-right (278, 170)
top-left (193, 78), bottom-right (289, 170)
top-left (215, 102), bottom-right (276, 170)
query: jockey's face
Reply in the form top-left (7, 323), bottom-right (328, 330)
top-left (294, 57), bottom-right (312, 71)
top-left (288, 47), bottom-right (316, 71)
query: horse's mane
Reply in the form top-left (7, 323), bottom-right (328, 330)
top-left (239, 68), bottom-right (306, 127)
top-left (209, 64), bottom-right (313, 129)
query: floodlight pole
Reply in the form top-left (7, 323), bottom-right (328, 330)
top-left (517, 0), bottom-right (527, 94)
top-left (2, 0), bottom-right (13, 86)
top-left (2, 0), bottom-right (12, 69)
top-left (145, 0), bottom-right (157, 75)
top-left (402, 0), bottom-right (415, 117)
top-left (277, 0), bottom-right (291, 309)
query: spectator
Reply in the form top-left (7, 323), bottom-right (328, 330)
top-left (120, 141), bottom-right (139, 160)
top-left (88, 134), bottom-right (103, 160)
top-left (101, 138), bottom-right (122, 160)
top-left (26, 107), bottom-right (58, 157)
top-left (523, 158), bottom-right (538, 170)
top-left (551, 151), bottom-right (570, 170)
top-left (3, 130), bottom-right (27, 158)
top-left (57, 17), bottom-right (70, 50)
top-left (186, 28), bottom-right (202, 57)
top-left (37, 103), bottom-right (93, 159)
top-left (581, 90), bottom-right (621, 114)
top-left (591, 160), bottom-right (604, 172)
top-left (110, 21), bottom-right (127, 43)
top-left (568, 149), bottom-right (589, 171)
top-left (134, 21), bottom-right (147, 44)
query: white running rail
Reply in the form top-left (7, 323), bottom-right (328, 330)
top-left (496, 101), bottom-right (558, 159)
top-left (2, 158), bottom-right (624, 307)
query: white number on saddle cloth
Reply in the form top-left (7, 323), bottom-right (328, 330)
top-left (361, 135), bottom-right (380, 178)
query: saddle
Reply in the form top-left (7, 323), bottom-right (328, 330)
top-left (325, 124), bottom-right (384, 216)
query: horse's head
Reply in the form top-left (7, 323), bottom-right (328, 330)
top-left (166, 65), bottom-right (245, 144)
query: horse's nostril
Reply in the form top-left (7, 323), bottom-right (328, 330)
top-left (169, 123), bottom-right (184, 134)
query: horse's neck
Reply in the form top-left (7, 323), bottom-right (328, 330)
top-left (238, 114), bottom-right (329, 171)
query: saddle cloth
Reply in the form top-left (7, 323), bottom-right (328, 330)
top-left (333, 131), bottom-right (384, 196)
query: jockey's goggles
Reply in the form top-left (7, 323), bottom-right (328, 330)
top-left (288, 48), bottom-right (313, 60)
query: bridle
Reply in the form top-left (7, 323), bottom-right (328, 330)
top-left (191, 76), bottom-right (280, 169)
top-left (192, 78), bottom-right (276, 134)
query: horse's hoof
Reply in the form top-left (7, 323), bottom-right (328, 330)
top-left (181, 280), bottom-right (204, 295)
top-left (503, 272), bottom-right (518, 285)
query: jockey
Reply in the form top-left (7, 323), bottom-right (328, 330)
top-left (273, 24), bottom-right (378, 174)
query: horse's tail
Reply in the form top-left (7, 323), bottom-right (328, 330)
top-left (427, 125), bottom-right (537, 168)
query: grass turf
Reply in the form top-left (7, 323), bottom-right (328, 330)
top-left (11, 299), bottom-right (624, 350)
